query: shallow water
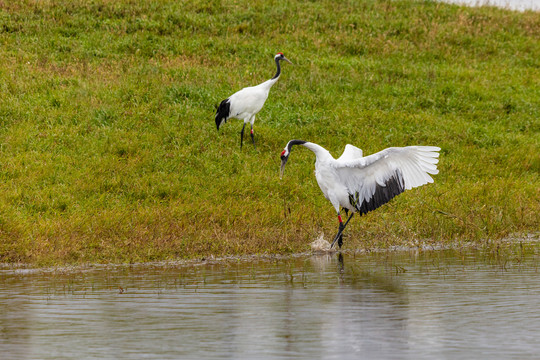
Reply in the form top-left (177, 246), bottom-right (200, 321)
top-left (1, 250), bottom-right (539, 359)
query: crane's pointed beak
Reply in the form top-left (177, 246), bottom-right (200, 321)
top-left (283, 57), bottom-right (293, 65)
top-left (280, 156), bottom-right (288, 179)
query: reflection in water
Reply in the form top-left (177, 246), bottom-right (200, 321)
top-left (1, 250), bottom-right (539, 359)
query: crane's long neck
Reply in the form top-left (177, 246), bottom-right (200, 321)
top-left (302, 142), bottom-right (333, 161)
top-left (258, 59), bottom-right (281, 92)
top-left (288, 140), bottom-right (333, 161)
top-left (271, 58), bottom-right (281, 80)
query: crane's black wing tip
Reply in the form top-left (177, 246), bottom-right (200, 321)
top-left (352, 171), bottom-right (405, 216)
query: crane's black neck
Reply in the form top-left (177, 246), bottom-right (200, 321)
top-left (287, 139), bottom-right (307, 152)
top-left (271, 58), bottom-right (281, 80)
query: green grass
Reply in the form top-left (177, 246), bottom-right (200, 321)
top-left (0, 0), bottom-right (538, 266)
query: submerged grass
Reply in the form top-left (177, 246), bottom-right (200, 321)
top-left (0, 0), bottom-right (538, 266)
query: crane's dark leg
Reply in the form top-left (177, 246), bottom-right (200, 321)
top-left (240, 122), bottom-right (246, 149)
top-left (250, 124), bottom-right (256, 149)
top-left (331, 212), bottom-right (354, 249)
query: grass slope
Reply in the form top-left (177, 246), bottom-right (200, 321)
top-left (0, 0), bottom-right (538, 265)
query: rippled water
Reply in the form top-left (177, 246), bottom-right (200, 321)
top-left (1, 250), bottom-right (539, 359)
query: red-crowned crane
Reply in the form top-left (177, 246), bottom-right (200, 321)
top-left (279, 140), bottom-right (440, 248)
top-left (215, 53), bottom-right (292, 149)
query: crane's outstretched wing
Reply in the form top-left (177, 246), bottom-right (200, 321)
top-left (337, 144), bottom-right (363, 161)
top-left (335, 146), bottom-right (440, 215)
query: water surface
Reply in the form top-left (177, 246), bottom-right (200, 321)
top-left (1, 249), bottom-right (539, 359)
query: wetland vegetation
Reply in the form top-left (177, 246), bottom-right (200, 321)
top-left (0, 0), bottom-right (538, 266)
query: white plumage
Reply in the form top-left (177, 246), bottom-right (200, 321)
top-left (280, 140), bottom-right (440, 248)
top-left (215, 53), bottom-right (292, 148)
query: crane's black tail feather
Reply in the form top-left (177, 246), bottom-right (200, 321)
top-left (215, 98), bottom-right (231, 131)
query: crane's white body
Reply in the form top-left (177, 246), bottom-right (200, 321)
top-left (286, 142), bottom-right (440, 215)
top-left (226, 78), bottom-right (278, 126)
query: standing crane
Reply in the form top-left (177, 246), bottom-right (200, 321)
top-left (279, 140), bottom-right (440, 248)
top-left (215, 53), bottom-right (292, 149)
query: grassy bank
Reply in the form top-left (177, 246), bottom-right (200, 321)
top-left (0, 0), bottom-right (538, 265)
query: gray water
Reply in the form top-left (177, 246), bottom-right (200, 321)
top-left (1, 250), bottom-right (539, 359)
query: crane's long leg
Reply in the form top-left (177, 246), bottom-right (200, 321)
top-left (250, 124), bottom-right (256, 149)
top-left (331, 212), bottom-right (354, 249)
top-left (240, 122), bottom-right (246, 149)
